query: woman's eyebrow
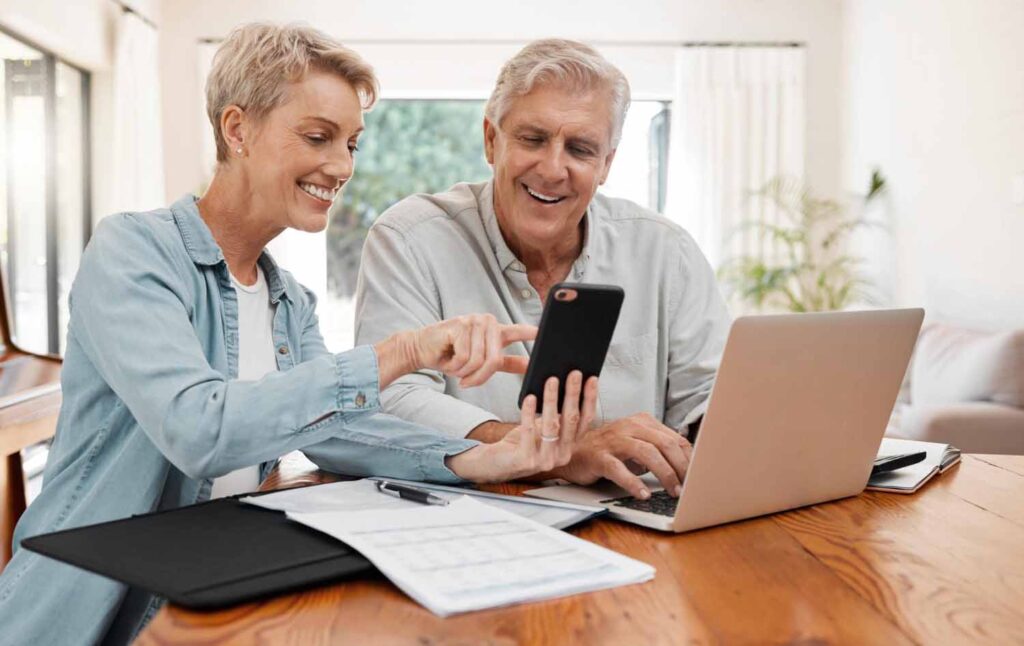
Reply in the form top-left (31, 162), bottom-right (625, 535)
top-left (301, 116), bottom-right (340, 130)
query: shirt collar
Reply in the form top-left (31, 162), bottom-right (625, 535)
top-left (478, 179), bottom-right (594, 277)
top-left (170, 194), bottom-right (290, 303)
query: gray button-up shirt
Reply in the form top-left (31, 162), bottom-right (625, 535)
top-left (355, 181), bottom-right (732, 439)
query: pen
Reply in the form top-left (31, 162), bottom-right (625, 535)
top-left (871, 451), bottom-right (927, 475)
top-left (375, 480), bottom-right (450, 506)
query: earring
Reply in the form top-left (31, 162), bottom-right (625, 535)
top-left (236, 147), bottom-right (243, 155)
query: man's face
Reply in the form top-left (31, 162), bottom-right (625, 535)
top-left (484, 84), bottom-right (617, 251)
top-left (243, 71), bottom-right (364, 233)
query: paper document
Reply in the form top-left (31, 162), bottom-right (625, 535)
top-left (242, 479), bottom-right (603, 529)
top-left (289, 496), bottom-right (654, 616)
top-left (242, 480), bottom-right (418, 513)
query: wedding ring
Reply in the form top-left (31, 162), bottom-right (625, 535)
top-left (540, 434), bottom-right (559, 442)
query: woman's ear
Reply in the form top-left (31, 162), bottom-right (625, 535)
top-left (221, 105), bottom-right (247, 157)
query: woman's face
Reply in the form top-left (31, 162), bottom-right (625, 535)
top-left (484, 84), bottom-right (616, 254)
top-left (242, 71), bottom-right (364, 233)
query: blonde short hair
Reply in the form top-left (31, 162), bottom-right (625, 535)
top-left (485, 39), bottom-right (631, 147)
top-left (206, 22), bottom-right (379, 162)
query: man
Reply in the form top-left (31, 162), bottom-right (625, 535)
top-left (355, 39), bottom-right (731, 499)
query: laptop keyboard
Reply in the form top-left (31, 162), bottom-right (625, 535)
top-left (602, 490), bottom-right (679, 517)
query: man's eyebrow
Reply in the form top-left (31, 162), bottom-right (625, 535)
top-left (512, 124), bottom-right (550, 136)
top-left (568, 134), bottom-right (601, 149)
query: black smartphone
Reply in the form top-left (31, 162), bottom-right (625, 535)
top-left (518, 283), bottom-right (624, 411)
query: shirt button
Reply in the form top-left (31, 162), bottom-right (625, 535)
top-left (277, 345), bottom-right (289, 355)
top-left (355, 392), bottom-right (366, 408)
top-left (520, 288), bottom-right (532, 299)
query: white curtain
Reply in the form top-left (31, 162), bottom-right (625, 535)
top-left (664, 47), bottom-right (805, 270)
top-left (112, 11), bottom-right (165, 212)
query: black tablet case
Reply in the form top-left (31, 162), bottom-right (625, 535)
top-left (20, 496), bottom-right (374, 610)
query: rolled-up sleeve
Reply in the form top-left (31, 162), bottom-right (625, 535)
top-left (72, 214), bottom-right (476, 481)
top-left (663, 232), bottom-right (732, 432)
top-left (355, 223), bottom-right (500, 438)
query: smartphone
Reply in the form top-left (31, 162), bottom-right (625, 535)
top-left (518, 283), bottom-right (624, 411)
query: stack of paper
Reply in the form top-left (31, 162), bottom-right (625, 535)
top-left (289, 496), bottom-right (654, 616)
top-left (242, 479), bottom-right (603, 529)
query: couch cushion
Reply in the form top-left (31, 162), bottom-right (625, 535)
top-left (911, 323), bottom-right (1024, 407)
top-left (895, 402), bottom-right (1024, 454)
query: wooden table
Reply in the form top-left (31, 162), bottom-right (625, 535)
top-left (138, 453), bottom-right (1024, 645)
top-left (0, 351), bottom-right (62, 570)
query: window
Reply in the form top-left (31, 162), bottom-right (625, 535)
top-left (321, 99), bottom-right (669, 350)
top-left (0, 29), bottom-right (91, 355)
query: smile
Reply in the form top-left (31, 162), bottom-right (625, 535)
top-left (298, 182), bottom-right (337, 203)
top-left (523, 183), bottom-right (566, 204)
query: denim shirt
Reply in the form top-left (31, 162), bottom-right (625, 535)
top-left (0, 195), bottom-right (477, 646)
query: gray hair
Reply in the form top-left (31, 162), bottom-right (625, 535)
top-left (485, 39), bottom-right (631, 148)
top-left (206, 22), bottom-right (379, 163)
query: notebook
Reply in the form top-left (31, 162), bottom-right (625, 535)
top-left (866, 437), bottom-right (961, 494)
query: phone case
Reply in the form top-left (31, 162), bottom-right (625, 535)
top-left (518, 283), bottom-right (624, 411)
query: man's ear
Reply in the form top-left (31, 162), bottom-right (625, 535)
top-left (483, 117), bottom-right (497, 165)
top-left (598, 147), bottom-right (618, 185)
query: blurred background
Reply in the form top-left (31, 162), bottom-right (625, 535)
top-left (0, 0), bottom-right (1021, 353)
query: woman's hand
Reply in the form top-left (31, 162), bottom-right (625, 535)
top-left (375, 314), bottom-right (537, 389)
top-left (446, 371), bottom-right (599, 483)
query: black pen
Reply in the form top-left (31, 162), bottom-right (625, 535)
top-left (871, 451), bottom-right (927, 476)
top-left (374, 480), bottom-right (450, 506)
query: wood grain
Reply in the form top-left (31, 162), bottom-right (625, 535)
top-left (774, 456), bottom-right (1024, 645)
top-left (0, 351), bottom-right (62, 572)
top-left (138, 454), bottom-right (1024, 646)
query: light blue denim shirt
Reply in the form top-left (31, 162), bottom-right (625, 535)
top-left (0, 195), bottom-right (477, 645)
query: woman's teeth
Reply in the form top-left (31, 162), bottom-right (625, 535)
top-left (299, 182), bottom-right (336, 202)
top-left (525, 185), bottom-right (563, 203)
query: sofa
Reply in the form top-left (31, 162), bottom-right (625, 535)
top-left (888, 322), bottom-right (1024, 454)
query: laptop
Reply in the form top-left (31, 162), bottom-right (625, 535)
top-left (525, 308), bottom-right (924, 532)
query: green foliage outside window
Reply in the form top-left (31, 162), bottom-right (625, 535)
top-left (327, 100), bottom-right (493, 297)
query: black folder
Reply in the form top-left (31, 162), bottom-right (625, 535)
top-left (20, 495), bottom-right (374, 609)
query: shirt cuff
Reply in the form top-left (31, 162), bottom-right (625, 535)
top-left (335, 345), bottom-right (381, 413)
top-left (417, 438), bottom-right (480, 483)
top-left (681, 399), bottom-right (709, 429)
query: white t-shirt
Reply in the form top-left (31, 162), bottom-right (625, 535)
top-left (209, 266), bottom-right (278, 498)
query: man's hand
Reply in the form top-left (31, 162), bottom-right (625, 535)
top-left (553, 413), bottom-right (693, 500)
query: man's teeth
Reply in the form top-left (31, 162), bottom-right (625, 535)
top-left (525, 186), bottom-right (563, 203)
top-left (299, 182), bottom-right (336, 202)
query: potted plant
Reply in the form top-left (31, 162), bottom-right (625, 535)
top-left (718, 170), bottom-right (887, 313)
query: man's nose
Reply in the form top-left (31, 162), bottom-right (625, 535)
top-left (535, 144), bottom-right (569, 183)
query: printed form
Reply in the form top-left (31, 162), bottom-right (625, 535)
top-left (289, 496), bottom-right (654, 616)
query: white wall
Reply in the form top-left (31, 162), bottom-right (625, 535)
top-left (841, 0), bottom-right (1024, 329)
top-left (159, 0), bottom-right (843, 206)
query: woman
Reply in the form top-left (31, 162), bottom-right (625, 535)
top-left (0, 24), bottom-right (598, 645)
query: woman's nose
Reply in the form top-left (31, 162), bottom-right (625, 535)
top-left (323, 147), bottom-right (354, 183)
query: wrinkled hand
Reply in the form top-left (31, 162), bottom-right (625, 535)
top-left (552, 413), bottom-right (693, 499)
top-left (412, 314), bottom-right (537, 387)
top-left (447, 371), bottom-right (599, 483)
